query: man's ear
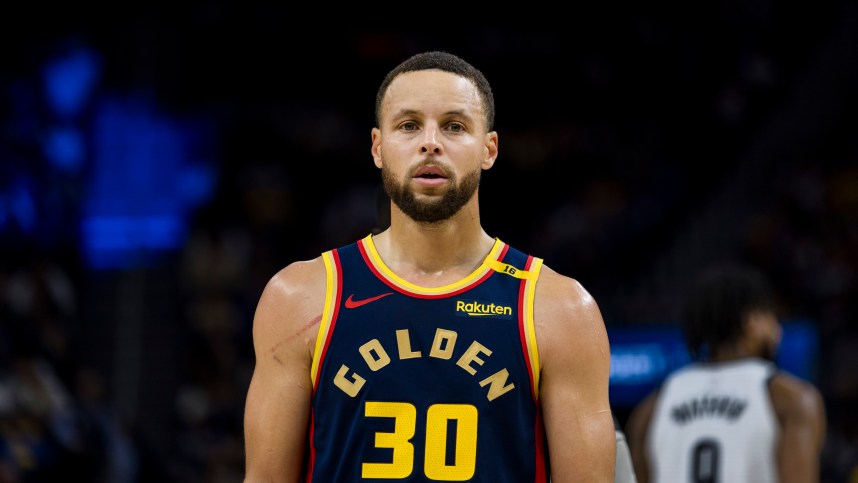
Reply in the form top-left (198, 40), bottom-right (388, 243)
top-left (482, 131), bottom-right (498, 170)
top-left (371, 128), bottom-right (383, 169)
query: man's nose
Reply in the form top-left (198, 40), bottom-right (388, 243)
top-left (419, 126), bottom-right (442, 155)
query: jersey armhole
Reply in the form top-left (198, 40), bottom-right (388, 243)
top-left (520, 256), bottom-right (544, 399)
top-left (310, 250), bottom-right (342, 391)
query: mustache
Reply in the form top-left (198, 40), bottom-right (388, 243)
top-left (407, 159), bottom-right (453, 178)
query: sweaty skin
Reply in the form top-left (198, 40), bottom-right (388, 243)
top-left (244, 67), bottom-right (615, 482)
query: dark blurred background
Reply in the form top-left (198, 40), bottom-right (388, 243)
top-left (2, 4), bottom-right (858, 482)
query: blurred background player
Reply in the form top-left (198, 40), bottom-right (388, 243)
top-left (625, 264), bottom-right (826, 483)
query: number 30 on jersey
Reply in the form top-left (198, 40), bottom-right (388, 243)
top-left (362, 401), bottom-right (478, 480)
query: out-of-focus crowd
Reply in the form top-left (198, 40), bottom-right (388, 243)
top-left (2, 9), bottom-right (858, 482)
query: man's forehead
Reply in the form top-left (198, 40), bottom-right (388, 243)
top-left (382, 70), bottom-right (483, 117)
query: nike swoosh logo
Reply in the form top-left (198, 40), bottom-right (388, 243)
top-left (344, 292), bottom-right (394, 309)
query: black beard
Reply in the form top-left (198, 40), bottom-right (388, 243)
top-left (382, 162), bottom-right (481, 223)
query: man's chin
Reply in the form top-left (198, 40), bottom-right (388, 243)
top-left (403, 204), bottom-right (460, 224)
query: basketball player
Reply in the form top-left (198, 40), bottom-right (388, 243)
top-left (373, 173), bottom-right (635, 483)
top-left (242, 51), bottom-right (616, 482)
top-left (625, 265), bottom-right (827, 483)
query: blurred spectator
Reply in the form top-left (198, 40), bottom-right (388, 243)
top-left (3, 10), bottom-right (858, 481)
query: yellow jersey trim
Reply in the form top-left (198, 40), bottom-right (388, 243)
top-left (523, 257), bottom-right (544, 398)
top-left (487, 260), bottom-right (536, 279)
top-left (362, 235), bottom-right (505, 296)
top-left (310, 251), bottom-right (338, 388)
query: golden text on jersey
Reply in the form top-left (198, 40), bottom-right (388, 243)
top-left (307, 235), bottom-right (548, 482)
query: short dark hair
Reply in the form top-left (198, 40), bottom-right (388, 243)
top-left (375, 51), bottom-right (495, 131)
top-left (681, 264), bottom-right (776, 359)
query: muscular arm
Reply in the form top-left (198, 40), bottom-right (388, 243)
top-left (536, 267), bottom-right (616, 482)
top-left (769, 373), bottom-right (827, 483)
top-left (625, 391), bottom-right (658, 483)
top-left (244, 259), bottom-right (327, 483)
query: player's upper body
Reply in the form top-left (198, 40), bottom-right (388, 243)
top-left (625, 265), bottom-right (827, 483)
top-left (243, 51), bottom-right (616, 482)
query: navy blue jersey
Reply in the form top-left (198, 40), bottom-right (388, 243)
top-left (307, 235), bottom-right (548, 482)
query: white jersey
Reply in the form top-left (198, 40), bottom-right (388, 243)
top-left (647, 358), bottom-right (779, 483)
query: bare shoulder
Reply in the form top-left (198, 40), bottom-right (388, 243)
top-left (768, 372), bottom-right (826, 419)
top-left (252, 256), bottom-right (328, 363)
top-left (245, 257), bottom-right (327, 480)
top-left (534, 265), bottom-right (605, 332)
top-left (769, 372), bottom-right (827, 451)
top-left (532, 265), bottom-right (615, 481)
top-left (534, 265), bottom-right (601, 320)
top-left (533, 264), bottom-right (609, 369)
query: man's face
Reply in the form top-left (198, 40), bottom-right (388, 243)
top-left (371, 70), bottom-right (498, 223)
top-left (381, 159), bottom-right (481, 223)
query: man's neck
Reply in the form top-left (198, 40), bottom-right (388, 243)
top-left (372, 203), bottom-right (495, 286)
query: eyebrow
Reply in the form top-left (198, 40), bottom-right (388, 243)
top-left (390, 108), bottom-right (475, 123)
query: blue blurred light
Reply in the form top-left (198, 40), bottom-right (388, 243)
top-left (0, 195), bottom-right (7, 229)
top-left (179, 164), bottom-right (217, 205)
top-left (82, 215), bottom-right (185, 250)
top-left (43, 47), bottom-right (101, 119)
top-left (608, 324), bottom-right (691, 407)
top-left (82, 215), bottom-right (186, 269)
top-left (9, 179), bottom-right (37, 233)
top-left (43, 126), bottom-right (86, 172)
top-left (608, 320), bottom-right (818, 408)
top-left (81, 96), bottom-right (216, 269)
top-left (777, 321), bottom-right (819, 381)
top-left (610, 344), bottom-right (668, 384)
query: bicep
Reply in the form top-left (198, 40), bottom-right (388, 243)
top-left (244, 356), bottom-right (312, 483)
top-left (537, 277), bottom-right (615, 482)
top-left (243, 264), bottom-right (323, 483)
top-left (541, 373), bottom-right (616, 483)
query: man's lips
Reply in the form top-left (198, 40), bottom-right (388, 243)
top-left (413, 176), bottom-right (448, 187)
top-left (413, 165), bottom-right (448, 178)
top-left (412, 165), bottom-right (449, 187)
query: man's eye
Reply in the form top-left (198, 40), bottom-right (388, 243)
top-left (400, 122), bottom-right (418, 131)
top-left (447, 123), bottom-right (465, 133)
